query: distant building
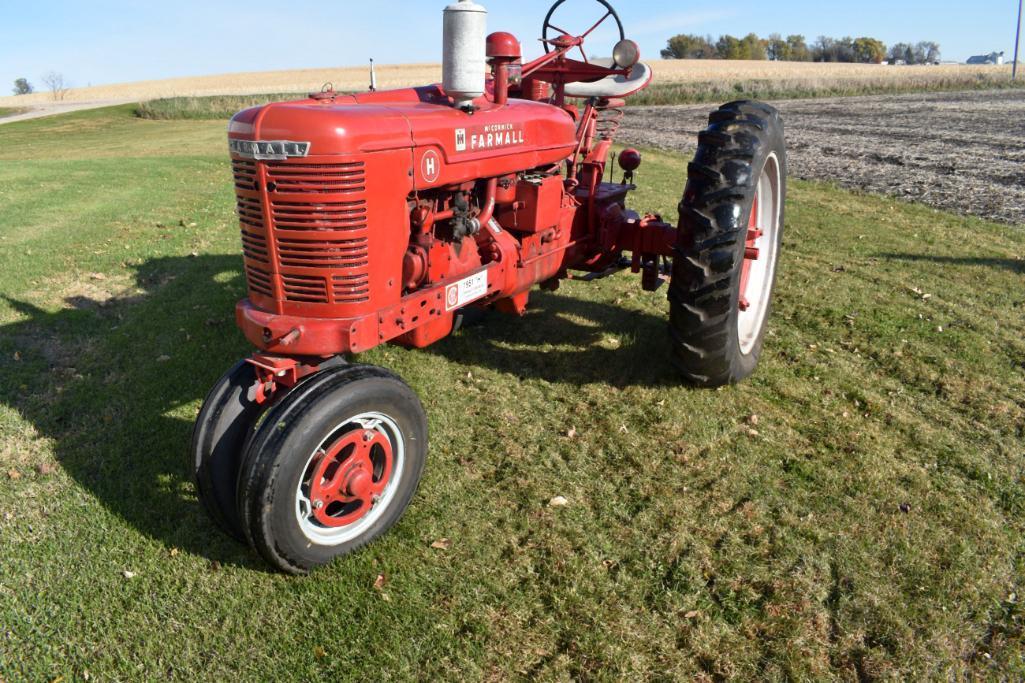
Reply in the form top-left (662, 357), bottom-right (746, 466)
top-left (967, 51), bottom-right (1005, 65)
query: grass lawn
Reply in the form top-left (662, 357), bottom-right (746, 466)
top-left (0, 107), bottom-right (27, 119)
top-left (1, 105), bottom-right (1024, 680)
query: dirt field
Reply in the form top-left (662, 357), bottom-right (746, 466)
top-left (621, 89), bottom-right (1025, 226)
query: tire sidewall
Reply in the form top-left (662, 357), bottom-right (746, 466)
top-left (729, 130), bottom-right (786, 376)
top-left (192, 360), bottom-right (261, 540)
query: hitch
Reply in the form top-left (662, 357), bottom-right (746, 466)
top-left (621, 213), bottom-right (678, 292)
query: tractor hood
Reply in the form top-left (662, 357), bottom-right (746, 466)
top-left (228, 87), bottom-right (578, 189)
top-left (229, 100), bottom-right (413, 155)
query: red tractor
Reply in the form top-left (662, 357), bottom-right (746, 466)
top-left (194, 0), bottom-right (786, 573)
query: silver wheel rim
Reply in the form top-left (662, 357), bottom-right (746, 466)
top-left (294, 411), bottom-right (405, 546)
top-left (738, 152), bottom-right (782, 356)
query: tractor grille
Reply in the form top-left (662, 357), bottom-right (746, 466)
top-left (235, 158), bottom-right (371, 307)
top-left (276, 234), bottom-right (370, 269)
top-left (245, 265), bottom-right (274, 298)
top-left (265, 162), bottom-right (366, 194)
top-left (232, 160), bottom-right (259, 192)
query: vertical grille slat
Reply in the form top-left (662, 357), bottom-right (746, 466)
top-left (235, 158), bottom-right (370, 306)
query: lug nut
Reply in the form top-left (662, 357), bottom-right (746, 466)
top-left (313, 500), bottom-right (324, 510)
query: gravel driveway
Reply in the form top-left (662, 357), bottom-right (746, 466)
top-left (0, 100), bottom-right (129, 125)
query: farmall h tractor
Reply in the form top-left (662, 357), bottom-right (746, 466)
top-left (194, 0), bottom-right (786, 573)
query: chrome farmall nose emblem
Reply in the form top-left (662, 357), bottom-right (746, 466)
top-left (229, 139), bottom-right (311, 161)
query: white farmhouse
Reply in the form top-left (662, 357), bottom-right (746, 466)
top-left (966, 51), bottom-right (1005, 65)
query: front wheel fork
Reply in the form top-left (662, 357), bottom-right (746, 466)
top-left (244, 354), bottom-right (347, 404)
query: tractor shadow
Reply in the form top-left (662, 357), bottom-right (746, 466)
top-left (0, 259), bottom-right (677, 565)
top-left (0, 254), bottom-right (269, 569)
top-left (875, 252), bottom-right (1025, 274)
top-left (429, 286), bottom-right (680, 388)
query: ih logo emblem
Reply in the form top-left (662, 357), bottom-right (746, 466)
top-left (455, 128), bottom-right (467, 152)
top-left (421, 150), bottom-right (442, 184)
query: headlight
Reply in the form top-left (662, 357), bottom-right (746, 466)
top-left (612, 40), bottom-right (640, 69)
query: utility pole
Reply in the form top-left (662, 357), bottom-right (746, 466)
top-left (1016, 0), bottom-right (1023, 80)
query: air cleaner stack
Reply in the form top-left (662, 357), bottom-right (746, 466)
top-left (443, 0), bottom-right (488, 108)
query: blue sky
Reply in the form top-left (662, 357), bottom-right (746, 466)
top-left (1, 0), bottom-right (1019, 89)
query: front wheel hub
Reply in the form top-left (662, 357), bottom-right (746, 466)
top-left (344, 467), bottom-right (373, 500)
top-left (300, 418), bottom-right (399, 533)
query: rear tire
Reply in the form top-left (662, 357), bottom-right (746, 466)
top-left (669, 100), bottom-right (786, 386)
top-left (236, 365), bottom-right (428, 574)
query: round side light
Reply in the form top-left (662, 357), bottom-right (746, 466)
top-left (619, 148), bottom-right (642, 172)
top-left (612, 39), bottom-right (640, 69)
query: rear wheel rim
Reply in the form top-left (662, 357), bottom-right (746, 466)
top-left (737, 152), bottom-right (782, 356)
top-left (294, 412), bottom-right (405, 546)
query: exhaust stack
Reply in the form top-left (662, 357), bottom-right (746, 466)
top-left (443, 0), bottom-right (487, 109)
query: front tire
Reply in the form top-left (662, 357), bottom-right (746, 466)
top-left (236, 365), bottom-right (428, 574)
top-left (669, 100), bottom-right (786, 386)
top-left (192, 361), bottom-right (268, 541)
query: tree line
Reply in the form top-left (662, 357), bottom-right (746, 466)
top-left (661, 34), bottom-right (941, 65)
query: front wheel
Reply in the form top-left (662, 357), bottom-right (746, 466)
top-left (668, 100), bottom-right (786, 386)
top-left (236, 365), bottom-right (428, 574)
top-left (192, 361), bottom-right (268, 541)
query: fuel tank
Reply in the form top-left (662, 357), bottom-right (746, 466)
top-left (229, 86), bottom-right (578, 189)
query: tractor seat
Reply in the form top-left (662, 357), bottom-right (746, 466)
top-left (563, 60), bottom-right (653, 99)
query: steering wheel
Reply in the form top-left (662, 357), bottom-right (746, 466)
top-left (542, 0), bottom-right (625, 63)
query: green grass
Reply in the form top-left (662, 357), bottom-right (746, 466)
top-left (1, 105), bottom-right (1024, 680)
top-left (628, 73), bottom-right (1025, 106)
top-left (134, 93), bottom-right (312, 120)
top-left (0, 107), bottom-right (27, 119)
